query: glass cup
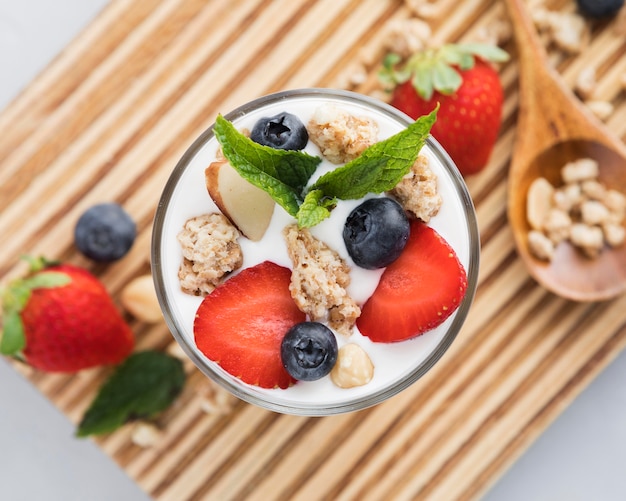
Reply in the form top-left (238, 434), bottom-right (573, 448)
top-left (152, 88), bottom-right (479, 416)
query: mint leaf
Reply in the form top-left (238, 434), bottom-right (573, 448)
top-left (297, 190), bottom-right (337, 228)
top-left (214, 115), bottom-right (321, 216)
top-left (76, 351), bottom-right (186, 437)
top-left (310, 107), bottom-right (437, 200)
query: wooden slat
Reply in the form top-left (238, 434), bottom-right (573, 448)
top-left (2, 0), bottom-right (626, 499)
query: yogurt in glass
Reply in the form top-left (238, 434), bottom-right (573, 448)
top-left (152, 88), bottom-right (479, 415)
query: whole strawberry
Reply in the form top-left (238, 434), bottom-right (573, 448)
top-left (1, 257), bottom-right (134, 372)
top-left (381, 43), bottom-right (509, 176)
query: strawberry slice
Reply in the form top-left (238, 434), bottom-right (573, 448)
top-left (357, 220), bottom-right (467, 342)
top-left (194, 261), bottom-right (305, 389)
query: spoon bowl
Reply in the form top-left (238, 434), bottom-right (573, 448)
top-left (505, 0), bottom-right (626, 301)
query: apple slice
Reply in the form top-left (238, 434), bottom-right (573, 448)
top-left (205, 160), bottom-right (275, 241)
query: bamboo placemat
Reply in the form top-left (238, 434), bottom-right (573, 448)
top-left (1, 0), bottom-right (626, 499)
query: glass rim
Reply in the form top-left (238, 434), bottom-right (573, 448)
top-left (151, 88), bottom-right (480, 416)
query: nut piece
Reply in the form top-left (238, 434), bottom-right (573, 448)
top-left (570, 223), bottom-right (604, 258)
top-left (543, 208), bottom-right (571, 243)
top-left (528, 230), bottom-right (555, 261)
top-left (526, 177), bottom-right (555, 230)
top-left (580, 200), bottom-right (610, 226)
top-left (121, 275), bottom-right (163, 323)
top-left (561, 158), bottom-right (599, 184)
top-left (603, 222), bottom-right (626, 248)
top-left (131, 422), bottom-right (163, 448)
top-left (525, 157), bottom-right (626, 260)
top-left (330, 343), bottom-right (374, 388)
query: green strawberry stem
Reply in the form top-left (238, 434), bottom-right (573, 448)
top-left (380, 43), bottom-right (509, 100)
top-left (0, 257), bottom-right (71, 357)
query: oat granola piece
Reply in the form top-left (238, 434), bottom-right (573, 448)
top-left (390, 154), bottom-right (442, 223)
top-left (283, 224), bottom-right (360, 336)
top-left (177, 213), bottom-right (243, 296)
top-left (549, 11), bottom-right (589, 54)
top-left (383, 18), bottom-right (431, 58)
top-left (307, 105), bottom-right (378, 164)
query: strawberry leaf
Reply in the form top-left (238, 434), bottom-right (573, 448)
top-left (432, 60), bottom-right (462, 95)
top-left (0, 310), bottom-right (25, 356)
top-left (76, 351), bottom-right (186, 437)
top-left (380, 43), bottom-right (509, 99)
top-left (0, 271), bottom-right (71, 357)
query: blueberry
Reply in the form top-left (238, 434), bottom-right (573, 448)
top-left (576, 0), bottom-right (624, 18)
top-left (250, 112), bottom-right (308, 150)
top-left (74, 203), bottom-right (136, 262)
top-left (343, 197), bottom-right (410, 269)
top-left (281, 322), bottom-right (338, 381)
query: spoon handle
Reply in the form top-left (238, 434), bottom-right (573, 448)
top-left (503, 0), bottom-right (624, 156)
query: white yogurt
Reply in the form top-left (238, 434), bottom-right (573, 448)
top-left (152, 89), bottom-right (479, 415)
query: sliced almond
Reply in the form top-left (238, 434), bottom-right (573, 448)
top-left (205, 160), bottom-right (275, 241)
top-left (526, 177), bottom-right (554, 230)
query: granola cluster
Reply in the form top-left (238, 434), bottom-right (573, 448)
top-left (177, 213), bottom-right (243, 296)
top-left (283, 224), bottom-right (360, 336)
top-left (307, 105), bottom-right (379, 164)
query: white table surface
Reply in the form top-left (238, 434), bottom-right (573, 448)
top-left (1, 2), bottom-right (626, 500)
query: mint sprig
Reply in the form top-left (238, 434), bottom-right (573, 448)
top-left (214, 115), bottom-right (321, 217)
top-left (76, 351), bottom-right (186, 437)
top-left (215, 106), bottom-right (437, 228)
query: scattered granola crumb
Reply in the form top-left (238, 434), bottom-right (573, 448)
top-left (283, 224), bottom-right (360, 336)
top-left (390, 155), bottom-right (442, 223)
top-left (195, 378), bottom-right (237, 415)
top-left (585, 100), bottom-right (614, 122)
top-left (177, 213), bottom-right (243, 296)
top-left (575, 66), bottom-right (596, 100)
top-left (383, 18), bottom-right (431, 57)
top-left (307, 105), bottom-right (379, 163)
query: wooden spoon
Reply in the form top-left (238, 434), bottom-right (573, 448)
top-left (504, 0), bottom-right (626, 302)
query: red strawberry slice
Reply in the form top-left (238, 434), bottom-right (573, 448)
top-left (194, 261), bottom-right (305, 389)
top-left (357, 220), bottom-right (467, 342)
